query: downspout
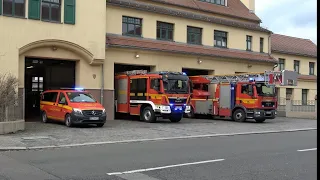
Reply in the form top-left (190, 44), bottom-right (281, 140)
top-left (101, 64), bottom-right (104, 105)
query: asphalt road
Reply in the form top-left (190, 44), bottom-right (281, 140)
top-left (0, 130), bottom-right (317, 180)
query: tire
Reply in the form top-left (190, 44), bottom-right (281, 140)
top-left (65, 114), bottom-right (73, 127)
top-left (97, 123), bottom-right (105, 127)
top-left (141, 106), bottom-right (156, 123)
top-left (42, 111), bottom-right (48, 123)
top-left (185, 107), bottom-right (195, 119)
top-left (255, 119), bottom-right (266, 123)
top-left (169, 116), bottom-right (182, 123)
top-left (232, 109), bottom-right (246, 122)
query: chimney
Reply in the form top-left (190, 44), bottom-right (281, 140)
top-left (240, 0), bottom-right (255, 13)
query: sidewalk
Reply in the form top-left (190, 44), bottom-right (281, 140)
top-left (0, 117), bottom-right (317, 150)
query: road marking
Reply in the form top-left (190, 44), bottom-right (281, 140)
top-left (1, 128), bottom-right (316, 151)
top-left (297, 148), bottom-right (317, 152)
top-left (116, 173), bottom-right (161, 180)
top-left (107, 159), bottom-right (225, 175)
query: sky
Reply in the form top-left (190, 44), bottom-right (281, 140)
top-left (255, 0), bottom-right (317, 44)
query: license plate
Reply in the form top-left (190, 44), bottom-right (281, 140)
top-left (175, 106), bottom-right (182, 110)
top-left (266, 112), bottom-right (271, 114)
top-left (89, 117), bottom-right (99, 120)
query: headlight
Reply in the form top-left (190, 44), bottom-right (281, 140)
top-left (255, 111), bottom-right (261, 115)
top-left (102, 109), bottom-right (106, 114)
top-left (73, 108), bottom-right (82, 115)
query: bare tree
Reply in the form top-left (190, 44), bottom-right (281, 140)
top-left (0, 73), bottom-right (19, 121)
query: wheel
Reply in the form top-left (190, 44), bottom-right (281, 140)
top-left (42, 111), bottom-right (48, 123)
top-left (97, 123), bottom-right (105, 127)
top-left (65, 114), bottom-right (73, 127)
top-left (169, 115), bottom-right (182, 123)
top-left (141, 106), bottom-right (156, 123)
top-left (255, 119), bottom-right (266, 123)
top-left (185, 107), bottom-right (195, 118)
top-left (232, 109), bottom-right (246, 122)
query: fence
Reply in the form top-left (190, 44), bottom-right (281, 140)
top-left (0, 97), bottom-right (23, 122)
top-left (277, 98), bottom-right (317, 119)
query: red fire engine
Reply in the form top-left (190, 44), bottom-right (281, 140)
top-left (188, 70), bottom-right (298, 123)
top-left (114, 70), bottom-right (191, 123)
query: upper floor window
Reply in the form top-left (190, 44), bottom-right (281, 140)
top-left (122, 16), bottom-right (142, 37)
top-left (278, 58), bottom-right (285, 71)
top-left (157, 21), bottom-right (174, 41)
top-left (187, 26), bottom-right (202, 45)
top-left (199, 0), bottom-right (226, 6)
top-left (294, 60), bottom-right (300, 74)
top-left (2, 0), bottom-right (25, 17)
top-left (309, 62), bottom-right (315, 75)
top-left (41, 0), bottom-right (61, 22)
top-left (28, 0), bottom-right (76, 24)
top-left (246, 35), bottom-right (252, 51)
top-left (260, 37), bottom-right (264, 53)
top-left (214, 30), bottom-right (227, 48)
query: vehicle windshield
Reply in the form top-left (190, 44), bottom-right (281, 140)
top-left (163, 79), bottom-right (189, 94)
top-left (66, 92), bottom-right (96, 103)
top-left (255, 83), bottom-right (275, 97)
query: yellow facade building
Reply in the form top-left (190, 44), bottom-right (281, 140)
top-left (0, 0), bottom-right (291, 120)
top-left (271, 34), bottom-right (317, 105)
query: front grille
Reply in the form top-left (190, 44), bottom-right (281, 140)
top-left (168, 98), bottom-right (187, 104)
top-left (262, 101), bottom-right (275, 107)
top-left (82, 110), bottom-right (103, 116)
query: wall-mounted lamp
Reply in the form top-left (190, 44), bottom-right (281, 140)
top-left (197, 59), bottom-right (202, 64)
top-left (135, 53), bottom-right (140, 58)
top-left (52, 46), bottom-right (57, 51)
top-left (247, 64), bottom-right (252, 68)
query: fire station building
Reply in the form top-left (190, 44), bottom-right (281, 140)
top-left (0, 0), bottom-right (313, 121)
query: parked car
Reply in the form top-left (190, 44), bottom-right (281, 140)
top-left (40, 88), bottom-right (106, 127)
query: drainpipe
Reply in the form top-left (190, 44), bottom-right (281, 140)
top-left (101, 64), bottom-right (104, 105)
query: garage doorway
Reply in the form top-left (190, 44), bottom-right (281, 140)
top-left (24, 58), bottom-right (76, 121)
top-left (182, 68), bottom-right (211, 76)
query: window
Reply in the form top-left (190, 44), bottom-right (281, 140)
top-left (309, 62), bottom-right (315, 75)
top-left (66, 92), bottom-right (96, 103)
top-left (150, 79), bottom-right (160, 91)
top-left (199, 0), bottom-right (226, 6)
top-left (42, 92), bottom-right (58, 102)
top-left (260, 37), bottom-right (264, 53)
top-left (3, 0), bottom-right (25, 17)
top-left (28, 0), bottom-right (75, 24)
top-left (187, 26), bottom-right (202, 45)
top-left (246, 35), bottom-right (252, 51)
top-left (302, 89), bottom-right (308, 105)
top-left (58, 92), bottom-right (67, 105)
top-left (214, 30), bottom-right (227, 48)
top-left (157, 21), bottom-right (174, 41)
top-left (241, 84), bottom-right (252, 95)
top-left (278, 58), bottom-right (285, 71)
top-left (122, 16), bottom-right (142, 37)
top-left (286, 88), bottom-right (293, 100)
top-left (294, 60), bottom-right (300, 73)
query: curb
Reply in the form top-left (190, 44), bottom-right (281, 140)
top-left (0, 128), bottom-right (317, 151)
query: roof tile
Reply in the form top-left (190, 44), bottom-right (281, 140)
top-left (106, 34), bottom-right (277, 63)
top-left (271, 34), bottom-right (317, 58)
top-left (149, 0), bottom-right (261, 22)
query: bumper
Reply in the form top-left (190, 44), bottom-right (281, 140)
top-left (155, 105), bottom-right (191, 115)
top-left (250, 109), bottom-right (277, 120)
top-left (70, 112), bottom-right (107, 124)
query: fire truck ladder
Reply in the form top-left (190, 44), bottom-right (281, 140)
top-left (200, 71), bottom-right (283, 85)
top-left (116, 70), bottom-right (148, 76)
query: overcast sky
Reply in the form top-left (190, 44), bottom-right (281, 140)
top-left (255, 0), bottom-right (317, 44)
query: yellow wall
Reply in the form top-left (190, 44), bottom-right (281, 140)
top-left (0, 0), bottom-right (106, 89)
top-left (106, 6), bottom-right (270, 53)
top-left (104, 48), bottom-right (274, 90)
top-left (272, 53), bottom-right (317, 75)
top-left (273, 53), bottom-right (317, 102)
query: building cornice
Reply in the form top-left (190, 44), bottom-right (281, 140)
top-left (106, 0), bottom-right (271, 34)
top-left (271, 50), bottom-right (317, 58)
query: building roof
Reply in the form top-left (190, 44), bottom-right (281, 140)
top-left (149, 0), bottom-right (261, 23)
top-left (271, 34), bottom-right (317, 58)
top-left (107, 0), bottom-right (271, 33)
top-left (106, 34), bottom-right (277, 63)
top-left (298, 74), bottom-right (317, 81)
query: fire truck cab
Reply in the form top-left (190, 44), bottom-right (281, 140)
top-left (188, 70), bottom-right (298, 123)
top-left (115, 70), bottom-right (191, 123)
